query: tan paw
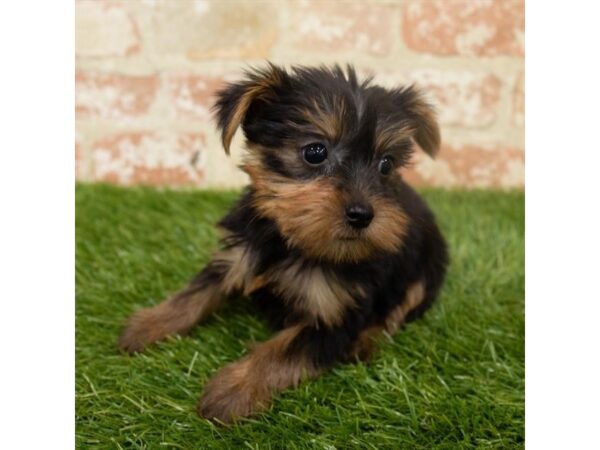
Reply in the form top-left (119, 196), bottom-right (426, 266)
top-left (118, 306), bottom-right (171, 354)
top-left (197, 360), bottom-right (270, 423)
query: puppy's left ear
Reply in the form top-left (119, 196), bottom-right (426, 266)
top-left (396, 85), bottom-right (441, 158)
top-left (213, 63), bottom-right (288, 155)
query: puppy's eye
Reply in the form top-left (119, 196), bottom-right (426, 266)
top-left (378, 156), bottom-right (394, 175)
top-left (302, 143), bottom-right (328, 165)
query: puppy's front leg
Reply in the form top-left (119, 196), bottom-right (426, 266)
top-left (198, 321), bottom-right (358, 423)
top-left (119, 245), bottom-right (255, 353)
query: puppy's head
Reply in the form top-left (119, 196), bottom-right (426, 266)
top-left (214, 64), bottom-right (440, 263)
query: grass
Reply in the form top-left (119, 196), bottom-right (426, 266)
top-left (76, 184), bottom-right (524, 449)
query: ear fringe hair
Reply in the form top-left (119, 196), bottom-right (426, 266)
top-left (212, 63), bottom-right (288, 154)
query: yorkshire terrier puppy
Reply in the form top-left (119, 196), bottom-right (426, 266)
top-left (119, 64), bottom-right (449, 423)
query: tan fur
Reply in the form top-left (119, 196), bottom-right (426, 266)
top-left (246, 141), bottom-right (305, 174)
top-left (268, 261), bottom-right (357, 326)
top-left (365, 196), bottom-right (410, 255)
top-left (350, 325), bottom-right (383, 362)
top-left (222, 69), bottom-right (284, 154)
top-left (119, 245), bottom-right (256, 353)
top-left (222, 85), bottom-right (261, 154)
top-left (219, 245), bottom-right (256, 295)
top-left (241, 150), bottom-right (282, 189)
top-left (245, 274), bottom-right (267, 296)
top-left (408, 94), bottom-right (441, 157)
top-left (350, 281), bottom-right (426, 361)
top-left (385, 280), bottom-right (425, 334)
top-left (246, 163), bottom-right (409, 263)
top-left (221, 185), bottom-right (361, 325)
top-left (198, 324), bottom-right (318, 423)
top-left (118, 284), bottom-right (221, 354)
top-left (299, 97), bottom-right (347, 142)
top-left (374, 124), bottom-right (415, 156)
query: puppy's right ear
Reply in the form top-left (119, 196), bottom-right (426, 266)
top-left (213, 64), bottom-right (288, 155)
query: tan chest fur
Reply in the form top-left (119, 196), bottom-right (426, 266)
top-left (263, 262), bottom-right (357, 327)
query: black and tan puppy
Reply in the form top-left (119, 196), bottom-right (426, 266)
top-left (119, 64), bottom-right (449, 423)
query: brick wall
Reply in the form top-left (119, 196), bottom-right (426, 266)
top-left (75, 0), bottom-right (524, 189)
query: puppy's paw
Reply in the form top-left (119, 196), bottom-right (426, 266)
top-left (118, 307), bottom-right (170, 354)
top-left (197, 360), bottom-right (270, 424)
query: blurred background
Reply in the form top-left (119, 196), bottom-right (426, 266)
top-left (75, 0), bottom-right (524, 189)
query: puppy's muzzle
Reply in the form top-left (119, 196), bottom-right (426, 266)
top-left (345, 203), bottom-right (374, 229)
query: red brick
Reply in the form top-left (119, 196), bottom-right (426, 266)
top-left (402, 0), bottom-right (524, 56)
top-left (403, 144), bottom-right (524, 188)
top-left (144, 1), bottom-right (279, 60)
top-left (90, 132), bottom-right (205, 186)
top-left (76, 72), bottom-right (159, 119)
top-left (76, 1), bottom-right (140, 58)
top-left (75, 136), bottom-right (84, 180)
top-left (375, 70), bottom-right (502, 128)
top-left (410, 70), bottom-right (501, 128)
top-left (291, 0), bottom-right (394, 55)
top-left (166, 74), bottom-right (226, 120)
top-left (513, 71), bottom-right (525, 127)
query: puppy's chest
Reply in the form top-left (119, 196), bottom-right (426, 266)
top-left (251, 261), bottom-right (367, 327)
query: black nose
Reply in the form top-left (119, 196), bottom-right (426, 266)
top-left (345, 203), bottom-right (374, 229)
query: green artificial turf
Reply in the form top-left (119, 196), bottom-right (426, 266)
top-left (76, 184), bottom-right (524, 449)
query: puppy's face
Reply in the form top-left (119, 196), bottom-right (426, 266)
top-left (214, 65), bottom-right (440, 263)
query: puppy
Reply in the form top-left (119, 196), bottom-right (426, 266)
top-left (119, 64), bottom-right (449, 423)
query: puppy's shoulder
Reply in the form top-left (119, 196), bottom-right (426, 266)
top-left (395, 181), bottom-right (436, 223)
